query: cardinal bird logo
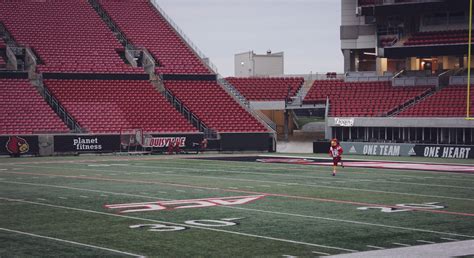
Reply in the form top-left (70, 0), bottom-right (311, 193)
top-left (6, 136), bottom-right (29, 155)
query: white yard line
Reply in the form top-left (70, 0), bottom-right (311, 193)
top-left (125, 163), bottom-right (474, 188)
top-left (16, 162), bottom-right (474, 189)
top-left (1, 180), bottom-right (472, 239)
top-left (0, 197), bottom-right (358, 253)
top-left (0, 227), bottom-right (144, 257)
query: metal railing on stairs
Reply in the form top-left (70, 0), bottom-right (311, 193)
top-left (149, 0), bottom-right (219, 74)
top-left (146, 1), bottom-right (276, 134)
top-left (163, 87), bottom-right (217, 139)
top-left (217, 77), bottom-right (277, 133)
top-left (88, 0), bottom-right (215, 138)
top-left (384, 88), bottom-right (437, 117)
top-left (88, 0), bottom-right (133, 49)
top-left (38, 79), bottom-right (83, 133)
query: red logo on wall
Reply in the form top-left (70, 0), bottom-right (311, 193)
top-left (6, 136), bottom-right (30, 155)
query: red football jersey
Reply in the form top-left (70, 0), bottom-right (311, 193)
top-left (329, 146), bottom-right (343, 158)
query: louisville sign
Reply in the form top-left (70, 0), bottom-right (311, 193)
top-left (143, 134), bottom-right (204, 150)
top-left (0, 136), bottom-right (39, 156)
top-left (105, 195), bottom-right (265, 213)
top-left (144, 137), bottom-right (186, 148)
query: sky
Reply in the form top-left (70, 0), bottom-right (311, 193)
top-left (157, 0), bottom-right (343, 77)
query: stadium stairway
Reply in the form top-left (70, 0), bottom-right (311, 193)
top-left (290, 78), bottom-right (316, 106)
top-left (0, 21), bottom-right (84, 132)
top-left (86, 0), bottom-right (214, 136)
top-left (95, 0), bottom-right (275, 135)
top-left (384, 87), bottom-right (436, 117)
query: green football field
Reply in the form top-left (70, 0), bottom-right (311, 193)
top-left (0, 154), bottom-right (473, 257)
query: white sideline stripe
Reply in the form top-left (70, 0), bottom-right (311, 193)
top-left (393, 243), bottom-right (411, 247)
top-left (366, 245), bottom-right (385, 250)
top-left (126, 163), bottom-right (474, 189)
top-left (0, 227), bottom-right (144, 257)
top-left (72, 164), bottom-right (474, 190)
top-left (16, 163), bottom-right (474, 189)
top-left (134, 158), bottom-right (474, 181)
top-left (1, 181), bottom-right (473, 239)
top-left (260, 154), bottom-right (474, 168)
top-left (0, 197), bottom-right (358, 253)
top-left (312, 251), bottom-right (331, 255)
top-left (417, 240), bottom-right (435, 244)
top-left (328, 240), bottom-right (474, 258)
top-left (441, 237), bottom-right (459, 241)
top-left (12, 164), bottom-right (474, 201)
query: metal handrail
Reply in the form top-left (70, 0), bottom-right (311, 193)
top-left (149, 0), bottom-right (218, 74)
top-left (163, 88), bottom-right (218, 137)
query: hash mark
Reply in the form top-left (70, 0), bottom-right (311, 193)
top-left (366, 245), bottom-right (385, 250)
top-left (176, 190), bottom-right (186, 193)
top-left (79, 195), bottom-right (88, 198)
top-left (440, 237), bottom-right (458, 241)
top-left (417, 240), bottom-right (435, 244)
top-left (58, 197), bottom-right (67, 200)
top-left (393, 242), bottom-right (411, 247)
top-left (36, 198), bottom-right (47, 201)
top-left (312, 251), bottom-right (331, 255)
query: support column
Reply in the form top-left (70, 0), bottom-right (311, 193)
top-left (284, 110), bottom-right (289, 141)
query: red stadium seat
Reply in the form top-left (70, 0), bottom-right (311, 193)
top-left (100, 0), bottom-right (212, 75)
top-left (0, 1), bottom-right (143, 74)
top-left (225, 77), bottom-right (304, 101)
top-left (404, 30), bottom-right (471, 46)
top-left (398, 85), bottom-right (474, 117)
top-left (303, 80), bottom-right (433, 117)
top-left (0, 78), bottom-right (69, 134)
top-left (44, 79), bottom-right (198, 134)
top-left (164, 80), bottom-right (268, 132)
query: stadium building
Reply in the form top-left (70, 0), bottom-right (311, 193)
top-left (0, 0), bottom-right (473, 157)
top-left (331, 0), bottom-right (474, 146)
top-left (1, 1), bottom-right (474, 257)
